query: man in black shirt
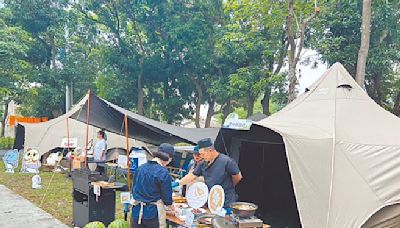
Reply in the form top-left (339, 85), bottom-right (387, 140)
top-left (178, 138), bottom-right (243, 209)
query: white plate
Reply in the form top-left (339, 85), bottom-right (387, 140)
top-left (186, 182), bottom-right (209, 209)
top-left (208, 185), bottom-right (225, 214)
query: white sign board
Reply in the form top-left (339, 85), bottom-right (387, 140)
top-left (186, 182), bottom-right (209, 209)
top-left (93, 184), bottom-right (101, 196)
top-left (120, 192), bottom-right (130, 204)
top-left (118, 155), bottom-right (128, 168)
top-left (60, 138), bottom-right (78, 148)
top-left (222, 113), bottom-right (252, 130)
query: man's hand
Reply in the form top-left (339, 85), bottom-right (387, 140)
top-left (178, 173), bottom-right (198, 186)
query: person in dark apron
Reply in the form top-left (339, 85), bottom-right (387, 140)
top-left (131, 143), bottom-right (175, 228)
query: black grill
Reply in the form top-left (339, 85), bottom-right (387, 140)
top-left (72, 168), bottom-right (116, 227)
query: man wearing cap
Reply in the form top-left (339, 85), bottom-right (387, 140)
top-left (131, 143), bottom-right (176, 228)
top-left (177, 138), bottom-right (243, 211)
top-left (186, 146), bottom-right (204, 187)
top-left (187, 146), bottom-right (203, 172)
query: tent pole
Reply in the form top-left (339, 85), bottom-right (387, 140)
top-left (67, 118), bottom-right (72, 173)
top-left (85, 91), bottom-right (91, 167)
top-left (125, 114), bottom-right (131, 191)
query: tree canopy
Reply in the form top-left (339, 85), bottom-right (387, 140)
top-left (1, 0), bottom-right (400, 127)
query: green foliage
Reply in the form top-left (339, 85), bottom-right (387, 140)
top-left (312, 0), bottom-right (400, 112)
top-left (2, 0), bottom-right (400, 125)
top-left (0, 137), bottom-right (14, 149)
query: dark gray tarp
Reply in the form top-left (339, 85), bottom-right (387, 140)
top-left (70, 93), bottom-right (219, 146)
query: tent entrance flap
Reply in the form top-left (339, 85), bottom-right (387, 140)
top-left (236, 138), bottom-right (301, 227)
top-left (362, 203), bottom-right (400, 228)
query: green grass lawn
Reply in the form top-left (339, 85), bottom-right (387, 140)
top-left (0, 162), bottom-right (125, 226)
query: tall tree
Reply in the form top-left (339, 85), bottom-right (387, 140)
top-left (221, 0), bottom-right (289, 117)
top-left (76, 0), bottom-right (149, 115)
top-left (0, 14), bottom-right (31, 135)
top-left (312, 0), bottom-right (400, 114)
top-left (2, 0), bottom-right (96, 118)
top-left (355, 0), bottom-right (372, 87)
top-left (287, 0), bottom-right (318, 102)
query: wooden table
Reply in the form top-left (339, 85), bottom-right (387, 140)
top-left (166, 213), bottom-right (212, 227)
top-left (166, 212), bottom-right (271, 228)
top-left (166, 213), bottom-right (185, 227)
top-left (167, 197), bottom-right (271, 227)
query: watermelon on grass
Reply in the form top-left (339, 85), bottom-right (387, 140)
top-left (84, 221), bottom-right (106, 228)
top-left (108, 219), bottom-right (129, 228)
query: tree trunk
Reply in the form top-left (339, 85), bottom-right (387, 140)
top-left (287, 0), bottom-right (316, 103)
top-left (288, 64), bottom-right (297, 102)
top-left (189, 74), bottom-right (203, 128)
top-left (261, 86), bottom-right (271, 116)
top-left (49, 34), bottom-right (57, 69)
top-left (205, 98), bottom-right (215, 128)
top-left (287, 0), bottom-right (297, 103)
top-left (221, 99), bottom-right (232, 125)
top-left (246, 94), bottom-right (255, 118)
top-left (137, 57), bottom-right (144, 115)
top-left (393, 92), bottom-right (400, 117)
top-left (355, 0), bottom-right (372, 88)
top-left (372, 73), bottom-right (382, 105)
top-left (1, 101), bottom-right (9, 137)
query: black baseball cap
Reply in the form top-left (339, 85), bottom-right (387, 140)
top-left (158, 143), bottom-right (175, 159)
top-left (197, 138), bottom-right (213, 150)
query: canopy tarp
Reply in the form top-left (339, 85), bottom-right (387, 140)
top-left (215, 63), bottom-right (400, 228)
top-left (14, 97), bottom-right (144, 155)
top-left (15, 93), bottom-right (219, 155)
top-left (69, 93), bottom-right (219, 145)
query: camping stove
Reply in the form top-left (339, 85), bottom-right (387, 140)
top-left (230, 214), bottom-right (263, 228)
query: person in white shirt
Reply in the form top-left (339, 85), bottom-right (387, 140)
top-left (94, 130), bottom-right (107, 173)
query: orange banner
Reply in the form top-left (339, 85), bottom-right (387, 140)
top-left (8, 115), bottom-right (49, 126)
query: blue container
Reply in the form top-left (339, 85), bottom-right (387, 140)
top-left (130, 157), bottom-right (138, 172)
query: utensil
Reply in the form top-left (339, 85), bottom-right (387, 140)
top-left (196, 214), bottom-right (217, 225)
top-left (230, 202), bottom-right (258, 218)
top-left (212, 216), bottom-right (236, 228)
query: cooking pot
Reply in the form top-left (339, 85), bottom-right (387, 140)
top-left (230, 202), bottom-right (258, 218)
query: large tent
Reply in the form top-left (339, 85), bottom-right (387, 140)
top-left (69, 93), bottom-right (219, 145)
top-left (15, 93), bottom-right (219, 155)
top-left (14, 96), bottom-right (144, 155)
top-left (215, 63), bottom-right (400, 228)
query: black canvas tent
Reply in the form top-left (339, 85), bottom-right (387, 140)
top-left (214, 125), bottom-right (301, 227)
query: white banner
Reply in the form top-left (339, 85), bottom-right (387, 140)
top-left (60, 138), bottom-right (78, 148)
